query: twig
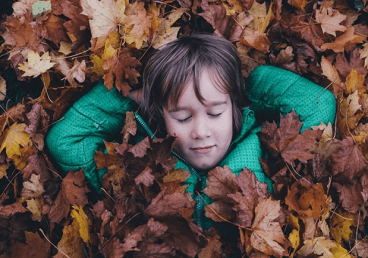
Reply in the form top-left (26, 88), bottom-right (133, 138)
top-left (101, 188), bottom-right (116, 203)
top-left (39, 228), bottom-right (71, 258)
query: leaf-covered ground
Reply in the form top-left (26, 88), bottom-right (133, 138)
top-left (0, 0), bottom-right (368, 257)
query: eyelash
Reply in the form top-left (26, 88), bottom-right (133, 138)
top-left (176, 113), bottom-right (222, 123)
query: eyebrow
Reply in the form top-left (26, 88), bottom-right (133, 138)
top-left (168, 101), bottom-right (228, 113)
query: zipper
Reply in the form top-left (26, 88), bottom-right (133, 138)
top-left (134, 112), bottom-right (203, 228)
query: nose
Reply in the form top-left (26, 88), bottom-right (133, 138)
top-left (191, 118), bottom-right (211, 139)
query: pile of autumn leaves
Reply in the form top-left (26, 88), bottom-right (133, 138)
top-left (1, 0), bottom-right (368, 257)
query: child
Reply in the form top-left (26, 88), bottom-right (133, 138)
top-left (46, 33), bottom-right (336, 229)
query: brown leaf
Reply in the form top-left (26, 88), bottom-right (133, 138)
top-left (258, 111), bottom-right (321, 164)
top-left (333, 181), bottom-right (364, 214)
top-left (250, 198), bottom-right (289, 258)
top-left (321, 27), bottom-right (366, 52)
top-left (203, 166), bottom-right (238, 201)
top-left (0, 203), bottom-right (28, 219)
top-left (128, 137), bottom-right (151, 158)
top-left (103, 52), bottom-right (141, 96)
top-left (198, 234), bottom-right (222, 258)
top-left (240, 28), bottom-right (271, 53)
top-left (328, 137), bottom-right (368, 181)
top-left (285, 181), bottom-right (327, 220)
top-left (121, 111), bottom-right (137, 144)
top-left (144, 190), bottom-right (195, 220)
top-left (54, 219), bottom-right (86, 258)
top-left (1, 231), bottom-right (50, 258)
top-left (135, 166), bottom-right (155, 186)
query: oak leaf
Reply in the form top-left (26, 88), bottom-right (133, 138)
top-left (250, 198), bottom-right (289, 258)
top-left (315, 7), bottom-right (347, 36)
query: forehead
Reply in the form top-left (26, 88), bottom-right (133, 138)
top-left (169, 69), bottom-right (230, 109)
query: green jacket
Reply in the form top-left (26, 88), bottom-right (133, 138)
top-left (46, 65), bottom-right (336, 229)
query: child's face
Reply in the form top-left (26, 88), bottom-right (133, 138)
top-left (163, 69), bottom-right (233, 171)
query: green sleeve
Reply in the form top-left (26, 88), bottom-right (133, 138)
top-left (45, 82), bottom-right (137, 190)
top-left (247, 65), bottom-right (336, 132)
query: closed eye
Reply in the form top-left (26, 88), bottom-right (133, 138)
top-left (209, 113), bottom-right (222, 117)
top-left (177, 116), bottom-right (192, 123)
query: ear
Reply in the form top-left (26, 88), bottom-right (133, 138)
top-left (128, 88), bottom-right (143, 105)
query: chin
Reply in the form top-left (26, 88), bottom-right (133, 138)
top-left (193, 162), bottom-right (218, 172)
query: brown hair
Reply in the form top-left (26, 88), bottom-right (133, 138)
top-left (140, 33), bottom-right (247, 136)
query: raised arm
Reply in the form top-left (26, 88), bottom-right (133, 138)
top-left (46, 82), bottom-right (138, 190)
top-left (247, 65), bottom-right (336, 132)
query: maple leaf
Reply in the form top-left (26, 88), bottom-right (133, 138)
top-left (63, 59), bottom-right (86, 87)
top-left (103, 51), bottom-right (141, 96)
top-left (250, 198), bottom-right (289, 258)
top-left (315, 7), bottom-right (347, 36)
top-left (335, 47), bottom-right (368, 79)
top-left (297, 237), bottom-right (336, 257)
top-left (320, 56), bottom-right (344, 96)
top-left (18, 51), bottom-right (55, 78)
top-left (328, 137), bottom-right (368, 181)
top-left (47, 170), bottom-right (88, 223)
top-left (333, 181), bottom-right (364, 214)
top-left (337, 91), bottom-right (364, 134)
top-left (21, 173), bottom-right (45, 199)
top-left (257, 110), bottom-right (322, 165)
top-left (37, 13), bottom-right (70, 46)
top-left (240, 28), bottom-right (271, 53)
top-left (54, 218), bottom-right (86, 258)
top-left (80, 0), bottom-right (125, 49)
top-left (123, 2), bottom-right (152, 49)
top-left (12, 0), bottom-right (38, 17)
top-left (3, 12), bottom-right (46, 52)
top-left (321, 27), bottom-right (366, 52)
top-left (152, 8), bottom-right (183, 49)
top-left (0, 122), bottom-right (32, 159)
top-left (198, 234), bottom-right (222, 258)
top-left (285, 181), bottom-right (327, 220)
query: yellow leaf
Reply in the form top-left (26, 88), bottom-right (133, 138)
top-left (353, 123), bottom-right (368, 144)
top-left (338, 91), bottom-right (363, 132)
top-left (123, 2), bottom-right (152, 49)
top-left (54, 218), bottom-right (86, 258)
top-left (288, 229), bottom-right (300, 257)
top-left (71, 205), bottom-right (90, 244)
top-left (258, 2), bottom-right (273, 34)
top-left (360, 42), bottom-right (368, 69)
top-left (288, 0), bottom-right (307, 11)
top-left (0, 75), bottom-right (6, 102)
top-left (297, 237), bottom-right (336, 258)
top-left (26, 198), bottom-right (42, 222)
top-left (330, 244), bottom-right (352, 258)
top-left (0, 163), bottom-right (9, 180)
top-left (0, 123), bottom-right (32, 158)
top-left (91, 55), bottom-right (105, 76)
top-left (18, 51), bottom-right (55, 78)
top-left (247, 1), bottom-right (267, 31)
top-left (223, 0), bottom-right (243, 16)
top-left (331, 211), bottom-right (354, 244)
top-left (345, 69), bottom-right (366, 95)
top-left (58, 41), bottom-right (72, 55)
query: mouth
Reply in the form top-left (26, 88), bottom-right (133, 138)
top-left (191, 146), bottom-right (214, 154)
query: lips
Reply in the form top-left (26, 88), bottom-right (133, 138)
top-left (191, 146), bottom-right (214, 153)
